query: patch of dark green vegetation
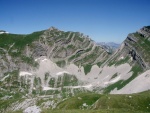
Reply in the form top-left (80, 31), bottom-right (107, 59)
top-left (0, 31), bottom-right (44, 50)
top-left (72, 32), bottom-right (84, 42)
top-left (7, 110), bottom-right (23, 113)
top-left (108, 56), bottom-right (130, 66)
top-left (32, 77), bottom-right (42, 94)
top-left (21, 56), bottom-right (38, 67)
top-left (56, 76), bottom-right (62, 87)
top-left (85, 47), bottom-right (92, 52)
top-left (0, 34), bottom-right (24, 49)
top-left (115, 56), bottom-right (130, 66)
top-left (44, 72), bottom-right (49, 81)
top-left (0, 71), bottom-right (25, 112)
top-left (62, 74), bottom-right (78, 86)
top-left (0, 31), bottom-right (44, 68)
top-left (36, 98), bottom-right (50, 106)
top-left (132, 33), bottom-right (150, 62)
top-left (0, 70), bottom-right (20, 92)
top-left (0, 97), bottom-right (24, 112)
top-left (81, 53), bottom-right (98, 64)
top-left (67, 44), bottom-right (75, 49)
top-left (110, 73), bottom-right (118, 80)
top-left (56, 60), bottom-right (66, 67)
top-left (68, 53), bottom-right (81, 62)
top-left (97, 62), bottom-right (103, 67)
top-left (104, 64), bottom-right (143, 93)
top-left (66, 45), bottom-right (76, 54)
top-left (48, 77), bottom-right (55, 87)
top-left (84, 64), bottom-right (92, 75)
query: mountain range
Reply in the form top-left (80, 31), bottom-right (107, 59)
top-left (0, 26), bottom-right (150, 113)
top-left (97, 42), bottom-right (120, 53)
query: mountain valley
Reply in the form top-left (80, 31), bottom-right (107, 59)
top-left (0, 26), bottom-right (150, 113)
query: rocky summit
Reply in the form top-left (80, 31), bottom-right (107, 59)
top-left (0, 26), bottom-right (150, 113)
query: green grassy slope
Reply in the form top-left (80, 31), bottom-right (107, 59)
top-left (51, 91), bottom-right (150, 113)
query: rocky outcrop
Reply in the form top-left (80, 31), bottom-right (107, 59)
top-left (137, 26), bottom-right (150, 37)
top-left (124, 26), bottom-right (150, 69)
top-left (28, 27), bottom-right (110, 65)
top-left (125, 42), bottom-right (147, 69)
top-left (108, 26), bottom-right (150, 70)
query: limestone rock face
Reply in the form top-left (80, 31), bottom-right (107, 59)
top-left (106, 26), bottom-right (150, 70)
top-left (0, 27), bottom-right (110, 75)
top-left (0, 26), bottom-right (150, 112)
top-left (137, 26), bottom-right (150, 38)
top-left (124, 26), bottom-right (150, 69)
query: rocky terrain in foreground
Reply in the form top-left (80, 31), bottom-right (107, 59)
top-left (0, 26), bottom-right (150, 113)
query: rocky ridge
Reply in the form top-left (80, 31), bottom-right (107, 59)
top-left (0, 26), bottom-right (150, 113)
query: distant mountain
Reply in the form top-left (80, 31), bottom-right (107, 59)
top-left (0, 30), bottom-right (9, 34)
top-left (97, 42), bottom-right (120, 53)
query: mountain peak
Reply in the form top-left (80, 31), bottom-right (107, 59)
top-left (0, 30), bottom-right (9, 34)
top-left (137, 26), bottom-right (150, 38)
top-left (48, 26), bottom-right (60, 31)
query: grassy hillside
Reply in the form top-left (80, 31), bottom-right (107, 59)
top-left (41, 109), bottom-right (143, 113)
top-left (56, 93), bottom-right (100, 109)
top-left (0, 31), bottom-right (44, 50)
top-left (49, 91), bottom-right (150, 113)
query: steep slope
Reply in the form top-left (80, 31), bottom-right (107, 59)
top-left (36, 27), bottom-right (109, 66)
top-left (102, 26), bottom-right (150, 94)
top-left (0, 27), bottom-right (110, 73)
top-left (108, 26), bottom-right (150, 69)
top-left (0, 26), bottom-right (150, 113)
top-left (0, 27), bottom-right (110, 104)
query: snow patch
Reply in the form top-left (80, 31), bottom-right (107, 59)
top-left (111, 76), bottom-right (121, 83)
top-left (0, 31), bottom-right (9, 34)
top-left (56, 71), bottom-right (70, 76)
top-left (104, 76), bottom-right (120, 85)
top-left (83, 103), bottom-right (88, 107)
top-left (0, 32), bottom-right (5, 34)
top-left (0, 74), bottom-right (9, 81)
top-left (82, 84), bottom-right (92, 88)
top-left (69, 84), bottom-right (93, 89)
top-left (23, 105), bottom-right (41, 113)
top-left (43, 86), bottom-right (58, 91)
top-left (35, 59), bottom-right (38, 61)
top-left (19, 71), bottom-right (32, 76)
top-left (121, 56), bottom-right (124, 59)
top-left (129, 96), bottom-right (132, 98)
top-left (35, 57), bottom-right (48, 62)
top-left (41, 58), bottom-right (48, 62)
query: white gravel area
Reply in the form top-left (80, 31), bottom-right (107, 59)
top-left (111, 70), bottom-right (150, 94)
top-left (26, 56), bottom-right (149, 94)
top-left (19, 71), bottom-right (32, 76)
top-left (23, 105), bottom-right (41, 113)
top-left (32, 57), bottom-right (132, 90)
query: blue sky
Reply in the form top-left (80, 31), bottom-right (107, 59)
top-left (0, 0), bottom-right (150, 43)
